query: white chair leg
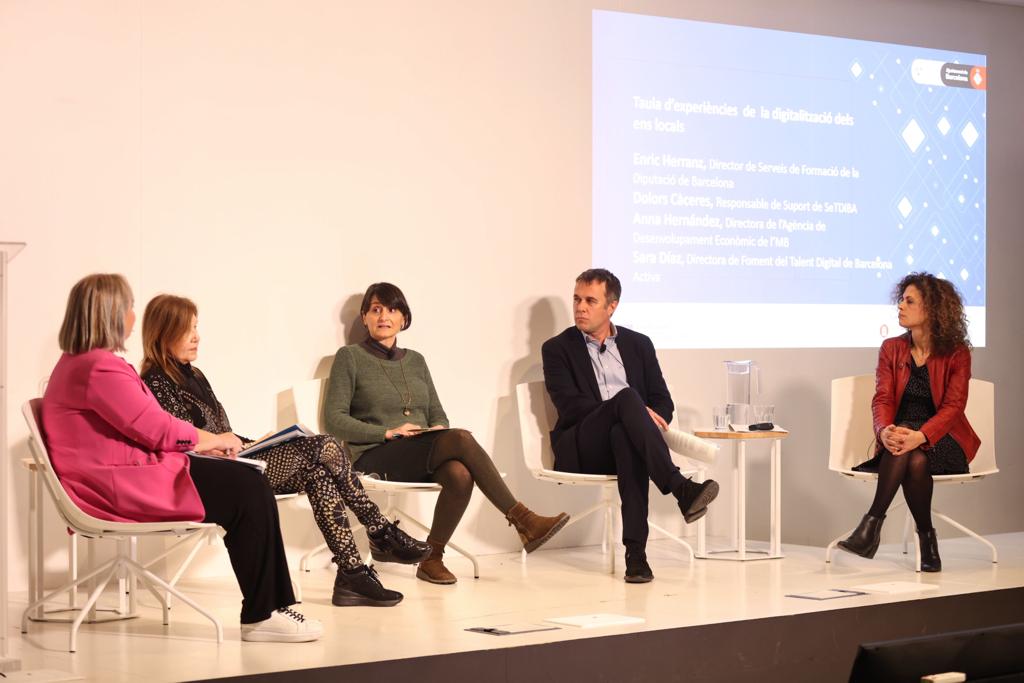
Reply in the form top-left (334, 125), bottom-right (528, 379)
top-left (143, 529), bottom-right (215, 575)
top-left (601, 511), bottom-right (610, 556)
top-left (902, 512), bottom-right (913, 555)
top-left (913, 530), bottom-right (922, 572)
top-left (445, 538), bottom-right (480, 579)
top-left (69, 562), bottom-right (120, 653)
top-left (85, 538), bottom-right (98, 623)
top-left (126, 557), bottom-right (223, 644)
top-left (933, 509), bottom-right (999, 563)
top-left (605, 498), bottom-right (615, 575)
top-left (824, 527), bottom-right (855, 564)
top-left (22, 555), bottom-right (119, 634)
top-left (561, 499), bottom-right (615, 530)
top-left (649, 522), bottom-right (695, 563)
top-left (160, 529), bottom-right (216, 609)
top-left (116, 539), bottom-right (129, 616)
top-left (68, 532), bottom-right (78, 610)
top-left (386, 507), bottom-right (480, 578)
top-left (132, 563), bottom-right (172, 625)
top-left (299, 542), bottom-right (331, 572)
top-left (522, 496), bottom-right (609, 569)
top-left (127, 537), bottom-right (138, 616)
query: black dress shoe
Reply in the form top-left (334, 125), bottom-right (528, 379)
top-left (332, 565), bottom-right (403, 607)
top-left (369, 520), bottom-right (432, 564)
top-left (624, 545), bottom-right (654, 583)
top-left (918, 528), bottom-right (942, 572)
top-left (682, 506), bottom-right (708, 525)
top-left (837, 513), bottom-right (885, 559)
top-left (676, 479), bottom-right (719, 523)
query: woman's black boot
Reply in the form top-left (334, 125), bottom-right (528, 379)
top-left (917, 528), bottom-right (942, 572)
top-left (837, 514), bottom-right (885, 559)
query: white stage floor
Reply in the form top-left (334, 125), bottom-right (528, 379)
top-left (7, 532), bottom-right (1024, 682)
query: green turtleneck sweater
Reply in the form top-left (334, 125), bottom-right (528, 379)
top-left (324, 343), bottom-right (449, 462)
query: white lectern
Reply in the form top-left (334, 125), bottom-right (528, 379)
top-left (1, 242), bottom-right (25, 673)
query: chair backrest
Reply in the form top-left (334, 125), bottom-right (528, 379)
top-left (290, 378), bottom-right (328, 434)
top-left (515, 381), bottom-right (557, 473)
top-left (22, 400), bottom-right (129, 536)
top-left (22, 399), bottom-right (210, 536)
top-left (22, 399), bottom-right (88, 533)
top-left (828, 375), bottom-right (877, 472)
top-left (963, 378), bottom-right (996, 475)
top-left (829, 374), bottom-right (997, 475)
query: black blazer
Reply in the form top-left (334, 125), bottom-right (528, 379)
top-left (541, 325), bottom-right (673, 472)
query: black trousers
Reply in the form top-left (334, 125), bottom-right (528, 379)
top-left (188, 455), bottom-right (295, 624)
top-left (573, 388), bottom-right (685, 547)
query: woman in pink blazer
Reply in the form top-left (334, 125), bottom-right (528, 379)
top-left (837, 272), bottom-right (978, 572)
top-left (41, 274), bottom-right (321, 643)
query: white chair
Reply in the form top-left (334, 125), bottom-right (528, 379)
top-left (285, 379), bottom-right (482, 579)
top-left (515, 381), bottom-right (704, 574)
top-left (148, 492), bottom-right (304, 605)
top-left (21, 399), bottom-right (223, 652)
top-left (824, 375), bottom-right (998, 570)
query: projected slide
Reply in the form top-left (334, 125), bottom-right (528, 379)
top-left (594, 11), bottom-right (986, 348)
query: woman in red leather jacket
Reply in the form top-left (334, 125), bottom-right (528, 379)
top-left (838, 272), bottom-right (978, 572)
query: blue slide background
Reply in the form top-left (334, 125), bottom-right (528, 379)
top-left (594, 11), bottom-right (986, 306)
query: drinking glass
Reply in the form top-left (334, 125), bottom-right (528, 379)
top-left (752, 404), bottom-right (775, 426)
top-left (712, 405), bottom-right (730, 430)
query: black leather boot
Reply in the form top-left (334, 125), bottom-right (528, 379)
top-left (918, 528), bottom-right (942, 572)
top-left (837, 514), bottom-right (885, 559)
top-left (332, 564), bottom-right (403, 607)
top-left (369, 520), bottom-right (432, 565)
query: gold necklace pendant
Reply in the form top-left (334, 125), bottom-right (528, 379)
top-left (378, 358), bottom-right (413, 416)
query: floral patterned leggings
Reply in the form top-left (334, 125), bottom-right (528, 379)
top-left (252, 435), bottom-right (389, 569)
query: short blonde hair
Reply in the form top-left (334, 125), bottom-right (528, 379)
top-left (58, 274), bottom-right (134, 354)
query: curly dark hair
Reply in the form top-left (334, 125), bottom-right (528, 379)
top-left (892, 272), bottom-right (971, 355)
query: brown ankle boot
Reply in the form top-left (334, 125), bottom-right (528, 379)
top-left (506, 502), bottom-right (570, 553)
top-left (415, 539), bottom-right (457, 585)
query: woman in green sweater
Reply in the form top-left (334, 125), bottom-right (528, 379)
top-left (325, 282), bottom-right (569, 584)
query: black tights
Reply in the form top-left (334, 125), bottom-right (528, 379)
top-left (426, 429), bottom-right (518, 544)
top-left (867, 448), bottom-right (933, 531)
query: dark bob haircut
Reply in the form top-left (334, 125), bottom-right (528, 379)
top-left (360, 282), bottom-right (412, 331)
top-left (576, 268), bottom-right (622, 304)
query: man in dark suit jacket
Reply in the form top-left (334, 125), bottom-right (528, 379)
top-left (542, 269), bottom-right (719, 583)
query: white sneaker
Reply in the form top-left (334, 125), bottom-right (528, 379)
top-left (241, 607), bottom-right (323, 643)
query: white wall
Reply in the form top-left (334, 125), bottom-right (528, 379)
top-left (3, 0), bottom-right (1022, 591)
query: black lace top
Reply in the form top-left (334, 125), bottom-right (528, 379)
top-left (142, 363), bottom-right (251, 442)
top-left (893, 357), bottom-right (936, 430)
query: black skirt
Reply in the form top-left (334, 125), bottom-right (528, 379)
top-left (354, 430), bottom-right (449, 483)
top-left (853, 432), bottom-right (969, 476)
top-left (854, 357), bottom-right (969, 476)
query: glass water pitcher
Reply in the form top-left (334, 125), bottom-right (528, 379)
top-left (724, 360), bottom-right (760, 425)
